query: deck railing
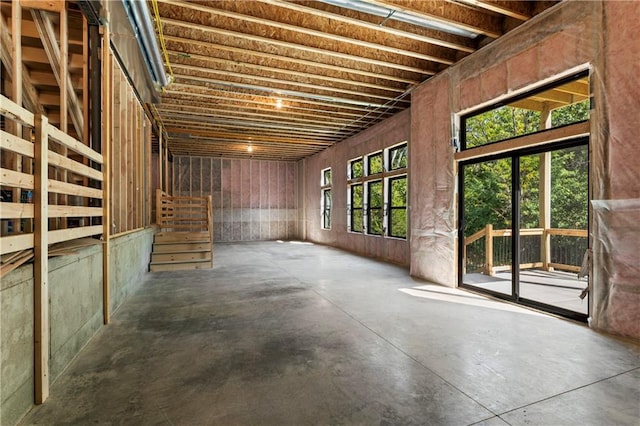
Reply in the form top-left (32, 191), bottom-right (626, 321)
top-left (155, 189), bottom-right (212, 237)
top-left (464, 224), bottom-right (588, 276)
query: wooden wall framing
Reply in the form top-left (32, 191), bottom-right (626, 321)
top-left (109, 56), bottom-right (152, 235)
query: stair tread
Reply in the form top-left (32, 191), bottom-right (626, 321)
top-left (150, 258), bottom-right (211, 265)
top-left (152, 249), bottom-right (212, 254)
top-left (153, 239), bottom-right (211, 244)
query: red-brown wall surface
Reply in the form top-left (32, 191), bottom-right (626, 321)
top-left (301, 109), bottom-right (410, 266)
top-left (173, 156), bottom-right (299, 242)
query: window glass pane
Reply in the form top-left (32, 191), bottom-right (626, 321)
top-left (323, 169), bottom-right (331, 186)
top-left (323, 189), bottom-right (331, 229)
top-left (389, 208), bottom-right (407, 238)
top-left (465, 107), bottom-right (541, 148)
top-left (463, 76), bottom-right (590, 149)
top-left (389, 144), bottom-right (408, 170)
top-left (389, 177), bottom-right (407, 238)
top-left (368, 152), bottom-right (383, 175)
top-left (351, 184), bottom-right (363, 233)
top-left (350, 159), bottom-right (363, 179)
top-left (367, 180), bottom-right (383, 235)
top-left (390, 177), bottom-right (407, 207)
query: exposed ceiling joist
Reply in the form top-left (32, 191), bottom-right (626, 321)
top-left (151, 0), bottom-right (558, 160)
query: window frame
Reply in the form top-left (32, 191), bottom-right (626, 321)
top-left (320, 167), bottom-right (332, 230)
top-left (366, 179), bottom-right (383, 236)
top-left (460, 70), bottom-right (591, 151)
top-left (347, 142), bottom-right (408, 239)
top-left (387, 174), bottom-right (408, 239)
top-left (349, 183), bottom-right (364, 233)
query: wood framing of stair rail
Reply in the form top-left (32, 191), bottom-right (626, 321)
top-left (0, 94), bottom-right (105, 404)
top-left (152, 189), bottom-right (213, 271)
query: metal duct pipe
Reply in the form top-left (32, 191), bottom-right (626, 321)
top-left (317, 0), bottom-right (478, 38)
top-left (123, 0), bottom-right (169, 88)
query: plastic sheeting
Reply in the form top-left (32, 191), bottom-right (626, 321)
top-left (591, 199), bottom-right (640, 338)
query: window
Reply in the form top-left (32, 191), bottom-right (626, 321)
top-left (388, 176), bottom-right (407, 238)
top-left (350, 184), bottom-right (364, 233)
top-left (347, 143), bottom-right (408, 239)
top-left (462, 73), bottom-right (590, 150)
top-left (321, 168), bottom-right (331, 229)
top-left (349, 158), bottom-right (364, 179)
top-left (367, 152), bottom-right (383, 175)
top-left (367, 180), bottom-right (383, 235)
top-left (388, 143), bottom-right (408, 170)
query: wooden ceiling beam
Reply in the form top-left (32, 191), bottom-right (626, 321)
top-left (168, 50), bottom-right (406, 93)
top-left (171, 63), bottom-right (403, 102)
top-left (260, 0), bottom-right (475, 53)
top-left (162, 89), bottom-right (392, 120)
top-left (455, 0), bottom-right (532, 21)
top-left (169, 140), bottom-right (321, 154)
top-left (161, 0), bottom-right (453, 66)
top-left (157, 104), bottom-right (366, 128)
top-left (172, 75), bottom-right (406, 111)
top-left (161, 117), bottom-right (350, 138)
top-left (162, 17), bottom-right (432, 75)
top-left (363, 0), bottom-right (503, 38)
top-left (161, 110), bottom-right (356, 134)
top-left (165, 128), bottom-right (336, 147)
top-left (164, 34), bottom-right (419, 85)
top-left (159, 103), bottom-right (377, 128)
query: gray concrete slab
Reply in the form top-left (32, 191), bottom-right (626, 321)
top-left (19, 241), bottom-right (640, 425)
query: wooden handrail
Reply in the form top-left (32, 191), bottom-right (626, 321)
top-left (156, 189), bottom-right (212, 236)
top-left (463, 225), bottom-right (587, 275)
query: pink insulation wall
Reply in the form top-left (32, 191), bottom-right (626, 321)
top-left (409, 0), bottom-right (640, 339)
top-left (173, 156), bottom-right (299, 242)
top-left (301, 109), bottom-right (410, 266)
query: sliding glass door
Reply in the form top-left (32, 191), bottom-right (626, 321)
top-left (459, 141), bottom-right (589, 320)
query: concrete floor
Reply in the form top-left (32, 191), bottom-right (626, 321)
top-left (463, 270), bottom-right (589, 314)
top-left (21, 241), bottom-right (640, 425)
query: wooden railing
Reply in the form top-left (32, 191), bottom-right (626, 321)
top-left (1, 94), bottom-right (104, 259)
top-left (464, 224), bottom-right (588, 276)
top-left (156, 189), bottom-right (212, 237)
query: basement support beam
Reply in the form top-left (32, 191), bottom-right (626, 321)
top-left (31, 8), bottom-right (84, 137)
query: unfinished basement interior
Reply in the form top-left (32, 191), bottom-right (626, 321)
top-left (1, 0), bottom-right (639, 424)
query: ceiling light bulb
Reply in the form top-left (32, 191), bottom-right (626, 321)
top-left (247, 144), bottom-right (253, 153)
top-left (276, 99), bottom-right (283, 109)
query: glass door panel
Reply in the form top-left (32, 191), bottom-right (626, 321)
top-left (518, 145), bottom-right (589, 315)
top-left (461, 158), bottom-right (513, 297)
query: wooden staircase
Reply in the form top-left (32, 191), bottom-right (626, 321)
top-left (150, 190), bottom-right (213, 272)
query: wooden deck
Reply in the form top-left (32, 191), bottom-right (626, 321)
top-left (463, 269), bottom-right (588, 314)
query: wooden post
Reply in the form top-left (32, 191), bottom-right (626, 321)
top-left (156, 188), bottom-right (163, 227)
top-left (101, 23), bottom-right (111, 325)
top-left (207, 194), bottom-right (213, 267)
top-left (158, 126), bottom-right (163, 193)
top-left (539, 106), bottom-right (552, 270)
top-left (34, 114), bottom-right (49, 404)
top-left (485, 223), bottom-right (493, 276)
top-left (11, 0), bottom-right (23, 221)
top-left (59, 3), bottom-right (68, 229)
